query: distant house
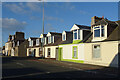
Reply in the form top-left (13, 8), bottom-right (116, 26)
top-left (27, 34), bottom-right (47, 58)
top-left (5, 32), bottom-right (29, 57)
top-left (43, 32), bottom-right (62, 59)
top-left (5, 35), bottom-right (13, 56)
top-left (2, 46), bottom-right (5, 56)
top-left (58, 24), bottom-right (91, 63)
top-left (27, 37), bottom-right (41, 57)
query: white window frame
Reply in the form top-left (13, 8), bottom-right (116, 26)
top-left (13, 41), bottom-right (15, 47)
top-left (62, 34), bottom-right (66, 41)
top-left (73, 47), bottom-right (77, 58)
top-left (17, 41), bottom-right (19, 46)
top-left (31, 40), bottom-right (33, 46)
top-left (44, 37), bottom-right (46, 45)
top-left (48, 48), bottom-right (50, 57)
top-left (73, 29), bottom-right (81, 40)
top-left (41, 38), bottom-right (44, 43)
top-left (92, 44), bottom-right (101, 59)
top-left (12, 36), bottom-right (14, 40)
top-left (36, 39), bottom-right (39, 46)
top-left (48, 36), bottom-right (51, 43)
top-left (29, 41), bottom-right (31, 46)
top-left (53, 36), bottom-right (54, 43)
top-left (93, 25), bottom-right (105, 38)
top-left (48, 36), bottom-right (54, 44)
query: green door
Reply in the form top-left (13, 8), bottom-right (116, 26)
top-left (58, 48), bottom-right (62, 61)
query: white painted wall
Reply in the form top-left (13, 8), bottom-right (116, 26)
top-left (27, 47), bottom-right (40, 57)
top-left (44, 46), bottom-right (58, 58)
top-left (59, 44), bottom-right (84, 60)
top-left (84, 41), bottom-right (118, 67)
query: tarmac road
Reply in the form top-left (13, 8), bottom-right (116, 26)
top-left (2, 57), bottom-right (118, 79)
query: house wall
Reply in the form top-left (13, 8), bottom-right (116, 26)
top-left (59, 44), bottom-right (84, 63)
top-left (27, 47), bottom-right (40, 57)
top-left (5, 42), bottom-right (12, 56)
top-left (14, 47), bottom-right (18, 56)
top-left (18, 40), bottom-right (29, 57)
top-left (84, 41), bottom-right (118, 67)
top-left (44, 46), bottom-right (58, 59)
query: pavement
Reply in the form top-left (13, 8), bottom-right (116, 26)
top-left (2, 57), bottom-right (119, 79)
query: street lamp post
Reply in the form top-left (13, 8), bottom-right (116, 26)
top-left (38, 0), bottom-right (45, 58)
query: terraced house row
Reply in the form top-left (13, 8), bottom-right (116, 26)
top-left (2, 16), bottom-right (120, 68)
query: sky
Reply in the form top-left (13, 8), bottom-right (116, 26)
top-left (1, 2), bottom-right (118, 47)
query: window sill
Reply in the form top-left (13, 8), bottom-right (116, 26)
top-left (72, 57), bottom-right (78, 59)
top-left (92, 58), bottom-right (102, 61)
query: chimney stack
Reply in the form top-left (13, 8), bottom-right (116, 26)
top-left (102, 16), bottom-right (104, 19)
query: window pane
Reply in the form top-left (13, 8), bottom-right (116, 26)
top-left (101, 29), bottom-right (104, 37)
top-left (101, 26), bottom-right (104, 28)
top-left (48, 48), bottom-right (50, 56)
top-left (74, 32), bottom-right (77, 39)
top-left (74, 51), bottom-right (77, 58)
top-left (73, 47), bottom-right (77, 58)
top-left (78, 30), bottom-right (80, 39)
top-left (63, 34), bottom-right (65, 41)
top-left (29, 41), bottom-right (31, 46)
top-left (51, 36), bottom-right (53, 43)
top-left (48, 36), bottom-right (50, 43)
top-left (94, 29), bottom-right (100, 37)
top-left (41, 38), bottom-right (44, 43)
top-left (73, 30), bottom-right (77, 40)
top-left (93, 45), bottom-right (100, 58)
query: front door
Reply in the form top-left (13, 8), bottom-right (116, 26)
top-left (59, 48), bottom-right (62, 61)
top-left (34, 49), bottom-right (36, 57)
top-left (56, 48), bottom-right (58, 60)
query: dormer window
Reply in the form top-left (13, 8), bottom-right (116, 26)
top-left (48, 36), bottom-right (51, 43)
top-left (44, 37), bottom-right (47, 45)
top-left (73, 29), bottom-right (81, 40)
top-left (36, 39), bottom-right (39, 46)
top-left (29, 40), bottom-right (33, 46)
top-left (94, 25), bottom-right (105, 38)
top-left (62, 34), bottom-right (66, 41)
top-left (73, 30), bottom-right (77, 40)
top-left (48, 36), bottom-right (54, 44)
top-left (41, 38), bottom-right (44, 43)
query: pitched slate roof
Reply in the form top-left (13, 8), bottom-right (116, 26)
top-left (104, 21), bottom-right (120, 41)
top-left (44, 37), bottom-right (62, 46)
top-left (29, 37), bottom-right (38, 40)
top-left (43, 34), bottom-right (47, 37)
top-left (44, 31), bottom-right (73, 46)
top-left (75, 24), bottom-right (91, 30)
top-left (49, 32), bottom-right (62, 35)
top-left (81, 32), bottom-right (93, 43)
top-left (60, 31), bottom-right (73, 45)
top-left (92, 19), bottom-right (118, 27)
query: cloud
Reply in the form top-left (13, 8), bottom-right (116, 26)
top-left (45, 16), bottom-right (64, 22)
top-left (26, 2), bottom-right (42, 11)
top-left (4, 2), bottom-right (42, 14)
top-left (1, 18), bottom-right (27, 32)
